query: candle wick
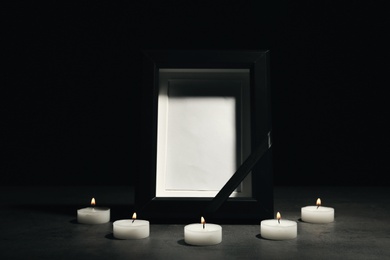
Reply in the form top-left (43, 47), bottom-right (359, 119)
top-left (132, 219), bottom-right (135, 223)
top-left (278, 219), bottom-right (280, 224)
top-left (317, 205), bottom-right (320, 209)
top-left (203, 223), bottom-right (205, 229)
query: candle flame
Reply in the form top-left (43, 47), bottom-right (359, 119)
top-left (316, 198), bottom-right (321, 208)
top-left (276, 212), bottom-right (281, 220)
top-left (91, 198), bottom-right (96, 206)
top-left (201, 216), bottom-right (206, 229)
top-left (132, 212), bottom-right (137, 220)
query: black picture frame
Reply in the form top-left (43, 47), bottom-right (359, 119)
top-left (135, 50), bottom-right (273, 224)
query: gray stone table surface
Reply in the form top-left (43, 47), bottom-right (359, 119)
top-left (0, 185), bottom-right (389, 259)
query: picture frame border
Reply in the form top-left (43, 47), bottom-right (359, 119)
top-left (135, 50), bottom-right (273, 224)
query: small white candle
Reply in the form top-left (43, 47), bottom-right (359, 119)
top-left (113, 212), bottom-right (150, 239)
top-left (184, 217), bottom-right (222, 246)
top-left (301, 198), bottom-right (334, 224)
top-left (77, 198), bottom-right (110, 224)
top-left (260, 212), bottom-right (297, 240)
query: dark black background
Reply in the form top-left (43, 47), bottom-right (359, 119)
top-left (2, 1), bottom-right (389, 187)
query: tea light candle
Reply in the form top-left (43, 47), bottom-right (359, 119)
top-left (113, 213), bottom-right (150, 239)
top-left (77, 198), bottom-right (110, 224)
top-left (184, 217), bottom-right (222, 246)
top-left (260, 212), bottom-right (297, 240)
top-left (301, 198), bottom-right (334, 223)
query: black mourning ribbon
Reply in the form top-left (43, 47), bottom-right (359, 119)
top-left (204, 134), bottom-right (271, 214)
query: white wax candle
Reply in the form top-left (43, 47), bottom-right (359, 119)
top-left (184, 217), bottom-right (222, 246)
top-left (113, 220), bottom-right (150, 239)
top-left (77, 198), bottom-right (110, 224)
top-left (77, 207), bottom-right (110, 224)
top-left (113, 213), bottom-right (150, 239)
top-left (260, 212), bottom-right (297, 240)
top-left (301, 198), bottom-right (334, 224)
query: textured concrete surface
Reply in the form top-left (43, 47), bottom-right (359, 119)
top-left (0, 186), bottom-right (389, 259)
